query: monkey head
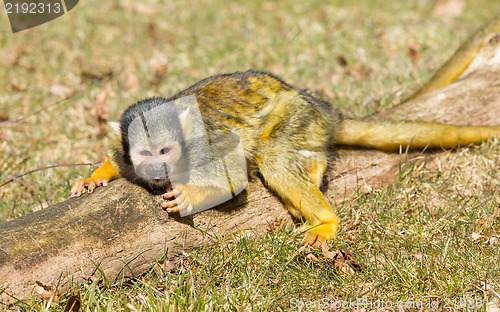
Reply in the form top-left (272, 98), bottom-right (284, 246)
top-left (115, 97), bottom-right (189, 191)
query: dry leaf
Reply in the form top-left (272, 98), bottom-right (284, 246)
top-left (335, 249), bottom-right (365, 273)
top-left (265, 62), bottom-right (284, 76)
top-left (149, 55), bottom-right (169, 76)
top-left (125, 73), bottom-right (140, 92)
top-left (95, 90), bottom-right (108, 137)
top-left (368, 255), bottom-right (386, 269)
top-left (261, 2), bottom-right (278, 11)
top-left (134, 3), bottom-right (157, 16)
top-left (471, 232), bottom-right (482, 241)
top-left (487, 236), bottom-right (499, 245)
top-left (413, 254), bottom-right (425, 262)
top-left (17, 58), bottom-right (34, 70)
top-left (432, 0), bottom-right (466, 17)
top-left (33, 281), bottom-right (55, 301)
top-left (320, 241), bottom-right (337, 259)
top-left (164, 260), bottom-right (176, 272)
top-left (49, 83), bottom-right (72, 97)
top-left (9, 78), bottom-right (26, 91)
top-left (407, 42), bottom-right (420, 62)
top-left (486, 299), bottom-right (500, 312)
top-left (266, 217), bottom-right (287, 233)
top-left (291, 244), bottom-right (310, 260)
top-left (306, 253), bottom-right (319, 261)
top-left (126, 303), bottom-right (140, 312)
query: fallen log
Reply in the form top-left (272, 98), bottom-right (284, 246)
top-left (1, 17), bottom-right (500, 306)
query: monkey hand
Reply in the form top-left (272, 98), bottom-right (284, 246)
top-left (301, 220), bottom-right (339, 247)
top-left (69, 158), bottom-right (117, 198)
top-left (161, 184), bottom-right (194, 215)
top-left (70, 177), bottom-right (109, 198)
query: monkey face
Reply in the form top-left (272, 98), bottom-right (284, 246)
top-left (129, 140), bottom-right (183, 185)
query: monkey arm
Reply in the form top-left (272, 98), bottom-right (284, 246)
top-left (408, 12), bottom-right (500, 100)
top-left (69, 157), bottom-right (119, 197)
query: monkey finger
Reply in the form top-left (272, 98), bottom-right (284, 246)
top-left (97, 178), bottom-right (108, 187)
top-left (161, 199), bottom-right (180, 214)
top-left (87, 181), bottom-right (97, 194)
top-left (163, 188), bottom-right (181, 199)
top-left (174, 190), bottom-right (188, 204)
top-left (182, 202), bottom-right (193, 215)
top-left (175, 195), bottom-right (190, 210)
top-left (161, 199), bottom-right (179, 209)
top-left (70, 181), bottom-right (86, 198)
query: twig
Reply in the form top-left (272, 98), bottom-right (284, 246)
top-left (0, 162), bottom-right (101, 188)
top-left (0, 90), bottom-right (82, 125)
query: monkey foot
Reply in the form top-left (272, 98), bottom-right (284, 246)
top-left (301, 222), bottom-right (339, 246)
top-left (69, 178), bottom-right (109, 198)
top-left (161, 184), bottom-right (193, 214)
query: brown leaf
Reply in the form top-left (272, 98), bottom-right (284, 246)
top-left (63, 294), bottom-right (81, 312)
top-left (404, 208), bottom-right (415, 215)
top-left (164, 260), bottom-right (176, 272)
top-left (81, 69), bottom-right (114, 81)
top-left (33, 281), bottom-right (55, 301)
top-left (336, 55), bottom-right (348, 67)
top-left (146, 22), bottom-right (158, 39)
top-left (95, 90), bottom-right (108, 137)
top-left (407, 42), bottom-right (420, 62)
top-left (0, 111), bottom-right (9, 121)
top-left (339, 249), bottom-right (365, 272)
top-left (332, 249), bottom-right (365, 274)
top-left (320, 241), bottom-right (337, 259)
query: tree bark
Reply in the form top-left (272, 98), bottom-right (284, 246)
top-left (1, 31), bottom-right (500, 306)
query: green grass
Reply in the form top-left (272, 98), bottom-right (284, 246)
top-left (1, 0), bottom-right (500, 310)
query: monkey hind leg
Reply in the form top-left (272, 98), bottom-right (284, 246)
top-left (301, 152), bottom-right (328, 187)
top-left (256, 154), bottom-right (339, 244)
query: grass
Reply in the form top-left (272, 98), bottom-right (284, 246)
top-left (1, 0), bottom-right (500, 310)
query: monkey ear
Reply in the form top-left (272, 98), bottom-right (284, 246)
top-left (108, 122), bottom-right (121, 136)
top-left (178, 107), bottom-right (193, 136)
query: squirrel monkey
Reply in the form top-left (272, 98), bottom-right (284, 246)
top-left (70, 14), bottom-right (500, 245)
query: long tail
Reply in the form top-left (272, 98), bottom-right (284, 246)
top-left (336, 119), bottom-right (500, 151)
top-left (407, 12), bottom-right (500, 101)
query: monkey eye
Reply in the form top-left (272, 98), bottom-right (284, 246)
top-left (160, 147), bottom-right (171, 155)
top-left (140, 150), bottom-right (153, 157)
